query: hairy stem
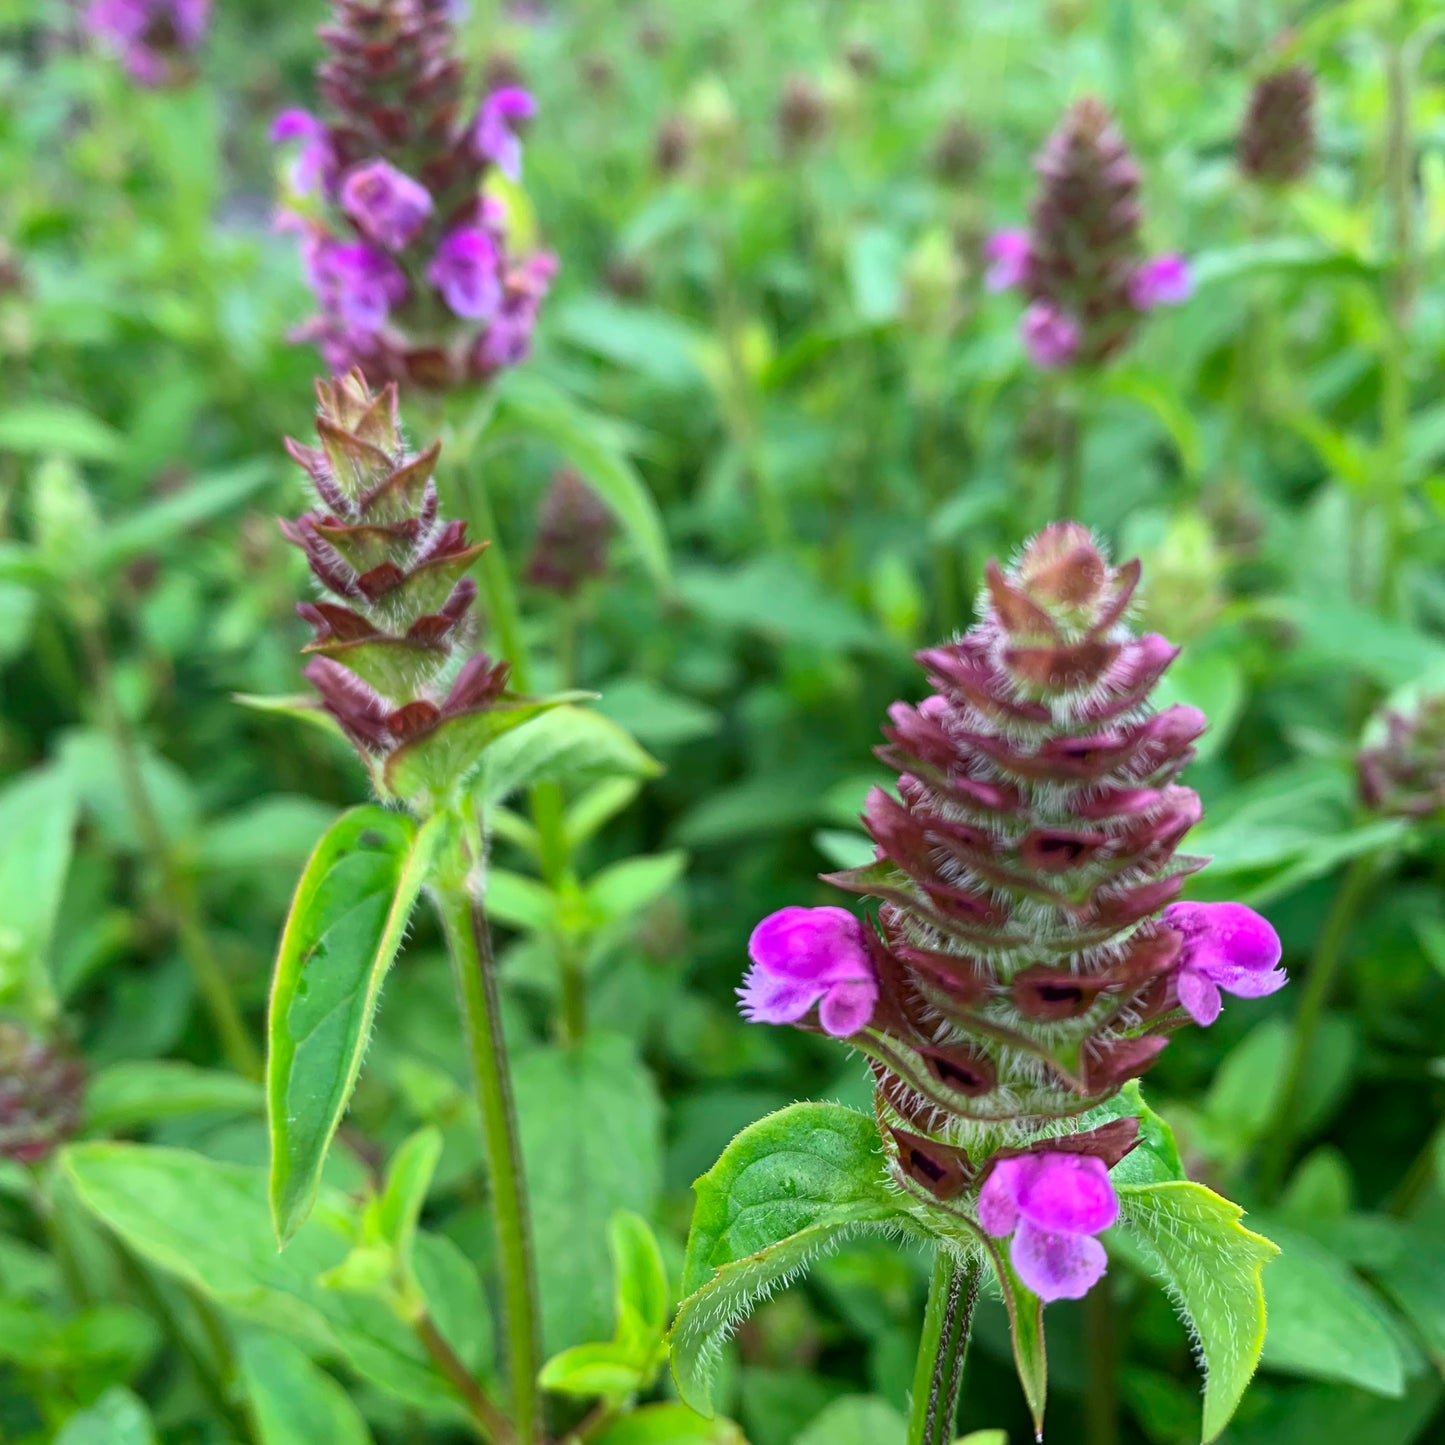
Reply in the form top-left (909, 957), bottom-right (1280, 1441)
top-left (76, 602), bottom-right (260, 1077)
top-left (435, 816), bottom-right (541, 1445)
top-left (908, 1248), bottom-right (980, 1445)
top-left (1084, 1272), bottom-right (1120, 1445)
top-left (1258, 853), bottom-right (1378, 1198)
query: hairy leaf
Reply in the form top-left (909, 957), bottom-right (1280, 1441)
top-left (268, 806), bottom-right (445, 1244)
top-left (670, 1103), bottom-right (902, 1416)
top-left (1115, 1180), bottom-right (1279, 1442)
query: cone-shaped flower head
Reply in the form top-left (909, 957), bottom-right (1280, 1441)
top-left (523, 468), bottom-right (613, 597)
top-left (282, 370), bottom-right (546, 808)
top-left (1359, 693), bottom-right (1445, 819)
top-left (1238, 65), bottom-right (1317, 186)
top-left (84, 0), bottom-right (209, 86)
top-left (777, 74), bottom-right (830, 155)
top-left (0, 1024), bottom-right (85, 1165)
top-left (988, 98), bottom-right (1190, 369)
top-left (273, 0), bottom-right (555, 389)
top-left (736, 524), bottom-right (1285, 1302)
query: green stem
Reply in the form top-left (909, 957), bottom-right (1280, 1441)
top-left (414, 1309), bottom-right (514, 1444)
top-left (1390, 1116), bottom-right (1445, 1217)
top-left (1055, 394), bottom-right (1084, 521)
top-left (1083, 1272), bottom-right (1120, 1445)
top-left (76, 603), bottom-right (260, 1078)
top-left (907, 1249), bottom-right (980, 1445)
top-left (921, 398), bottom-right (961, 636)
top-left (435, 817), bottom-right (542, 1445)
top-left (1258, 853), bottom-right (1378, 1199)
top-left (1377, 36), bottom-right (1415, 615)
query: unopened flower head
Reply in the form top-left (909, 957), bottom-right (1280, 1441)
top-left (272, 0), bottom-right (555, 389)
top-left (0, 1024), bottom-right (85, 1166)
top-left (1358, 693), bottom-right (1445, 820)
top-left (523, 468), bottom-right (613, 597)
top-left (84, 0), bottom-right (209, 86)
top-left (736, 525), bottom-right (1285, 1301)
top-left (281, 371), bottom-right (527, 807)
top-left (1238, 65), bottom-right (1317, 186)
top-left (988, 98), bottom-right (1191, 370)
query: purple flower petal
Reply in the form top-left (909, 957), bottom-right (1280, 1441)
top-left (1176, 966), bottom-right (1223, 1026)
top-left (738, 905), bottom-right (878, 1035)
top-left (1021, 302), bottom-right (1079, 369)
top-left (1011, 1218), bottom-right (1109, 1302)
top-left (977, 1159), bottom-right (1023, 1236)
top-left (1130, 254), bottom-right (1193, 309)
top-left (475, 86), bottom-right (538, 181)
top-left (428, 228), bottom-right (502, 320)
top-left (272, 110), bottom-right (334, 196)
top-left (984, 228), bottom-right (1031, 291)
top-left (341, 160), bottom-right (434, 251)
top-left (1011, 1152), bottom-right (1118, 1234)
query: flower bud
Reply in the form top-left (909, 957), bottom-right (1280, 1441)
top-left (1359, 693), bottom-right (1445, 819)
top-left (777, 74), bottom-right (830, 156)
top-left (932, 113), bottom-right (985, 185)
top-left (1238, 65), bottom-right (1317, 186)
top-left (523, 468), bottom-right (612, 597)
top-left (0, 1025), bottom-right (84, 1166)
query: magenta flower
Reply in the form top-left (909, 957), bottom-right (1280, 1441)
top-left (272, 109), bottom-right (335, 196)
top-left (84, 0), bottom-right (209, 85)
top-left (429, 228), bottom-right (502, 320)
top-left (476, 251), bottom-right (558, 371)
top-left (984, 229), bottom-right (1031, 292)
top-left (1162, 902), bottom-right (1286, 1026)
top-left (739, 906), bottom-right (878, 1038)
top-left (475, 87), bottom-right (538, 181)
top-left (341, 161), bottom-right (435, 251)
top-left (1021, 302), bottom-right (1079, 369)
top-left (978, 1151), bottom-right (1118, 1301)
top-left (1130, 254), bottom-right (1193, 310)
top-left (313, 242), bottom-right (408, 333)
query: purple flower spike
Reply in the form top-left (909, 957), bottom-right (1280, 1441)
top-left (978, 1151), bottom-right (1118, 1301)
top-left (341, 160), bottom-right (435, 251)
top-left (739, 906), bottom-right (878, 1038)
top-left (1021, 302), bottom-right (1079, 370)
top-left (1130, 254), bottom-right (1193, 310)
top-left (272, 109), bottom-right (334, 196)
top-left (476, 87), bottom-right (538, 180)
top-left (984, 229), bottom-right (1031, 292)
top-left (1162, 901), bottom-right (1286, 1027)
top-left (429, 228), bottom-right (502, 320)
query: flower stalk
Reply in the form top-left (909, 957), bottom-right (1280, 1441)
top-left (907, 1249), bottom-right (980, 1445)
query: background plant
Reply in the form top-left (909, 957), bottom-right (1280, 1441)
top-left (1, 0), bottom-right (1445, 1442)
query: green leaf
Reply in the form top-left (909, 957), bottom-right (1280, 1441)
top-left (612, 1210), bottom-right (670, 1345)
top-left (384, 695), bottom-right (589, 804)
top-left (538, 1339), bottom-right (648, 1403)
top-left (846, 226), bottom-right (906, 323)
top-left (0, 764), bottom-right (78, 1014)
top-left (493, 369), bottom-right (671, 586)
top-left (54, 1387), bottom-right (156, 1445)
top-left (196, 796), bottom-right (339, 872)
top-left (586, 851), bottom-right (688, 927)
top-left (796, 1395), bottom-right (907, 1445)
top-left (233, 693), bottom-right (352, 747)
top-left (1190, 239), bottom-right (1380, 288)
top-left (553, 296), bottom-right (710, 387)
top-left (953, 1435), bottom-right (1009, 1445)
top-left (237, 1333), bottom-right (375, 1445)
top-left (85, 1061), bottom-right (263, 1132)
top-left (594, 677), bottom-right (721, 748)
top-left (484, 867), bottom-right (557, 932)
top-left (95, 460), bottom-right (273, 570)
top-left (983, 1242), bottom-right (1047, 1439)
top-left (669, 1103), bottom-right (901, 1416)
top-left (0, 402), bottom-right (123, 462)
top-left (477, 704), bottom-right (660, 811)
top-left (1114, 1180), bottom-right (1278, 1442)
top-left (369, 1127), bottom-right (443, 1288)
top-left (1370, 1222), bottom-right (1445, 1374)
top-left (1257, 1219), bottom-right (1407, 1396)
top-left (62, 1144), bottom-right (461, 1413)
top-left (268, 806), bottom-right (445, 1244)
top-left (516, 1035), bottom-right (663, 1354)
top-left (588, 1403), bottom-right (746, 1445)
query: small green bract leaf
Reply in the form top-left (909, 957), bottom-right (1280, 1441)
top-left (1115, 1180), bottom-right (1279, 1442)
top-left (268, 806), bottom-right (445, 1244)
top-left (669, 1102), bottom-right (901, 1416)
